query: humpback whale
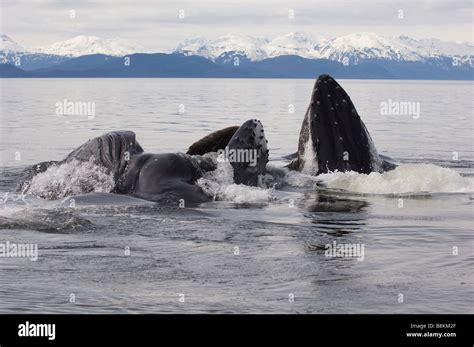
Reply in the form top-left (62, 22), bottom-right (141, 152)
top-left (21, 119), bottom-right (268, 205)
top-left (20, 74), bottom-right (394, 204)
top-left (289, 74), bottom-right (395, 174)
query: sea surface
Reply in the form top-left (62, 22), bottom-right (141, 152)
top-left (0, 78), bottom-right (472, 313)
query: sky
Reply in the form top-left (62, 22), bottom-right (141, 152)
top-left (1, 0), bottom-right (473, 52)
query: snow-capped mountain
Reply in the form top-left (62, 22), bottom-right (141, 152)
top-left (37, 35), bottom-right (145, 57)
top-left (1, 32), bottom-right (473, 75)
top-left (175, 33), bottom-right (270, 62)
top-left (3, 32), bottom-right (472, 65)
top-left (1, 34), bottom-right (29, 53)
top-left (1, 34), bottom-right (70, 70)
top-left (314, 33), bottom-right (474, 65)
top-left (265, 32), bottom-right (323, 58)
top-left (393, 36), bottom-right (474, 66)
top-left (174, 32), bottom-right (473, 66)
top-left (395, 36), bottom-right (474, 57)
top-left (174, 36), bottom-right (212, 58)
top-left (313, 32), bottom-right (424, 64)
top-left (1, 34), bottom-right (144, 69)
top-left (1, 34), bottom-right (28, 66)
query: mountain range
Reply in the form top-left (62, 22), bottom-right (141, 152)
top-left (174, 32), bottom-right (474, 66)
top-left (1, 33), bottom-right (473, 79)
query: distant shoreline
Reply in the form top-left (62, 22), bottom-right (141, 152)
top-left (2, 53), bottom-right (473, 80)
top-left (1, 76), bottom-right (473, 81)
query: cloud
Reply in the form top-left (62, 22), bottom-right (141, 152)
top-left (2, 0), bottom-right (472, 51)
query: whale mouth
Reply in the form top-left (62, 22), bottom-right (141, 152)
top-left (297, 74), bottom-right (382, 175)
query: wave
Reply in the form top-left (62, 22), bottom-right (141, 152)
top-left (316, 163), bottom-right (474, 194)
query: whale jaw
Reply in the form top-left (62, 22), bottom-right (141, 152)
top-left (294, 74), bottom-right (382, 175)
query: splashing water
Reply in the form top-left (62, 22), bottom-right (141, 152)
top-left (25, 159), bottom-right (115, 199)
top-left (301, 111), bottom-right (319, 175)
top-left (19, 155), bottom-right (473, 204)
top-left (284, 170), bottom-right (320, 188)
top-left (317, 163), bottom-right (474, 194)
top-left (197, 158), bottom-right (275, 203)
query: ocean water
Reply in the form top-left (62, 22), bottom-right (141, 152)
top-left (0, 78), bottom-right (472, 313)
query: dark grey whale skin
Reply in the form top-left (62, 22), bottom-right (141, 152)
top-left (116, 152), bottom-right (212, 205)
top-left (186, 126), bottom-right (239, 156)
top-left (21, 120), bottom-right (269, 205)
top-left (227, 119), bottom-right (269, 185)
top-left (290, 74), bottom-right (396, 174)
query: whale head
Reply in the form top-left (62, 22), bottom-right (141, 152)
top-left (293, 74), bottom-right (382, 175)
top-left (226, 119), bottom-right (269, 186)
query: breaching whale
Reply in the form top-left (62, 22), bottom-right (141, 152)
top-left (20, 74), bottom-right (394, 204)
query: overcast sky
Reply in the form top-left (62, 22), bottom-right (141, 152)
top-left (1, 0), bottom-right (473, 51)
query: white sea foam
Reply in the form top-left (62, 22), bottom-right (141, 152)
top-left (284, 169), bottom-right (320, 188)
top-left (14, 156), bottom-right (474, 206)
top-left (25, 159), bottom-right (115, 199)
top-left (197, 160), bottom-right (275, 203)
top-left (317, 163), bottom-right (474, 194)
top-left (198, 161), bottom-right (473, 201)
